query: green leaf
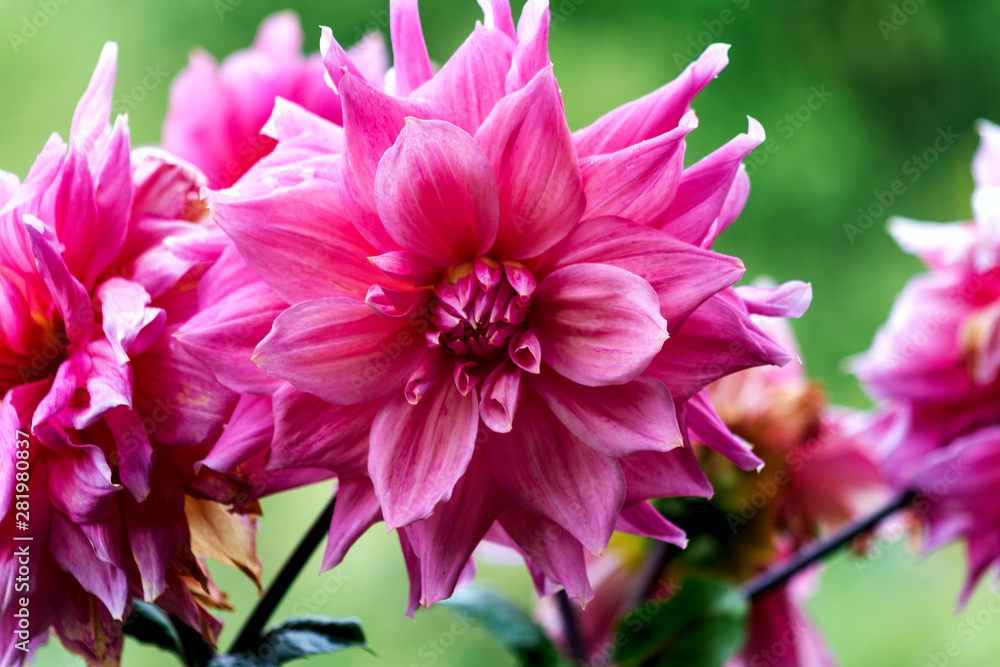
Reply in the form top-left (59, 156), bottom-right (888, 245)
top-left (123, 600), bottom-right (183, 661)
top-left (208, 616), bottom-right (368, 667)
top-left (613, 578), bottom-right (748, 667)
top-left (443, 589), bottom-right (564, 667)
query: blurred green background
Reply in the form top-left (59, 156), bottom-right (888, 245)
top-left (3, 0), bottom-right (1000, 665)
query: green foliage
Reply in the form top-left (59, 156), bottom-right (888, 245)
top-left (208, 616), bottom-right (369, 667)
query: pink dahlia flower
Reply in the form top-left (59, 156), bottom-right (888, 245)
top-left (162, 11), bottom-right (387, 189)
top-left (182, 0), bottom-right (807, 612)
top-left (1, 45), bottom-right (264, 666)
top-left (852, 120), bottom-right (1000, 598)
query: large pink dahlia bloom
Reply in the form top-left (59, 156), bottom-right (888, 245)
top-left (1, 45), bottom-right (262, 666)
top-left (852, 121), bottom-right (1000, 598)
top-left (182, 0), bottom-right (807, 612)
top-left (163, 11), bottom-right (387, 189)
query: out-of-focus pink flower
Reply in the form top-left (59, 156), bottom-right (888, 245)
top-left (183, 0), bottom-right (807, 614)
top-left (162, 11), bottom-right (387, 189)
top-left (0, 44), bottom-right (264, 666)
top-left (852, 121), bottom-right (1000, 597)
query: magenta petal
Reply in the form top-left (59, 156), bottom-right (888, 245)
top-left (487, 389), bottom-right (625, 553)
top-left (45, 444), bottom-right (119, 524)
top-left (579, 118), bottom-right (693, 225)
top-left (122, 474), bottom-right (186, 602)
top-left (104, 406), bottom-right (155, 501)
top-left (22, 217), bottom-right (94, 346)
top-left (498, 504), bottom-right (593, 603)
top-left (685, 390), bottom-right (763, 471)
top-left (505, 0), bottom-right (550, 93)
top-left (476, 67), bottom-right (585, 260)
top-left (88, 116), bottom-right (133, 286)
top-left (616, 502), bottom-right (687, 547)
top-left (531, 372), bottom-right (682, 456)
top-left (619, 442), bottom-right (714, 502)
top-left (262, 97), bottom-right (345, 150)
top-left (509, 328), bottom-right (542, 374)
top-left (32, 352), bottom-right (90, 429)
top-left (322, 477), bottom-right (382, 571)
top-left (478, 0), bottom-right (516, 38)
top-left (412, 24), bottom-right (514, 133)
top-left (268, 384), bottom-right (376, 476)
top-left (255, 297), bottom-right (426, 405)
top-left (319, 26), bottom-right (366, 91)
top-left (399, 531), bottom-right (423, 618)
top-left (375, 118), bottom-right (499, 266)
top-left (532, 263), bottom-right (668, 387)
top-left (736, 281), bottom-right (813, 319)
top-left (389, 0), bottom-right (434, 96)
top-left (198, 394), bottom-right (274, 475)
top-left (369, 250), bottom-right (442, 287)
top-left (49, 512), bottom-right (128, 620)
top-left (97, 278), bottom-right (165, 365)
top-left (573, 43), bottom-right (728, 157)
top-left (369, 375), bottom-right (479, 529)
top-left (536, 217), bottom-right (745, 334)
top-left (65, 339), bottom-right (132, 430)
top-left (480, 360), bottom-right (522, 433)
top-left (402, 450), bottom-right (506, 606)
top-left (70, 42), bottom-right (116, 153)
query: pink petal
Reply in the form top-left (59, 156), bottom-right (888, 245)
top-left (44, 443), bottom-right (118, 524)
top-left (478, 0), bottom-right (516, 39)
top-left (476, 67), bottom-right (585, 260)
top-left (685, 390), bottom-right (763, 471)
top-left (261, 96), bottom-right (345, 149)
top-left (532, 263), bottom-right (668, 387)
top-left (375, 118), bottom-right (499, 266)
top-left (498, 504), bottom-right (593, 603)
top-left (369, 250), bottom-right (442, 287)
top-left (530, 372), bottom-right (682, 456)
top-left (49, 512), bottom-right (128, 620)
top-left (505, 0), bottom-right (551, 93)
top-left (121, 473), bottom-right (186, 602)
top-left (103, 406), bottom-right (155, 501)
top-left (253, 11), bottom-right (304, 57)
top-left (322, 477), bottom-right (382, 571)
top-left (479, 360), bottom-right (522, 433)
top-left (509, 328), bottom-right (542, 374)
top-left (32, 351), bottom-right (90, 429)
top-left (268, 383), bottom-right (376, 476)
top-left (535, 216), bottom-right (745, 334)
top-left (88, 116), bottom-right (133, 287)
top-left (389, 0), bottom-right (434, 96)
top-left (53, 146), bottom-right (101, 284)
top-left (974, 120), bottom-right (1000, 189)
top-left (97, 278), bottom-right (165, 365)
top-left (412, 24), bottom-right (514, 133)
top-left (579, 117), bottom-right (694, 224)
top-left (487, 388), bottom-right (625, 553)
top-left (619, 442), bottom-right (714, 502)
top-left (616, 502), bottom-right (687, 547)
top-left (197, 394), bottom-right (274, 475)
top-left (64, 339), bottom-right (132, 430)
top-left (572, 43), bottom-right (728, 157)
top-left (254, 297), bottom-right (426, 405)
top-left (320, 26), bottom-right (366, 91)
top-left (369, 373), bottom-right (479, 528)
top-left (399, 531), bottom-right (423, 618)
top-left (736, 281), bottom-right (813, 319)
top-left (70, 42), bottom-right (116, 153)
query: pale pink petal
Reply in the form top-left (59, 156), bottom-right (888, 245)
top-left (44, 444), bottom-right (118, 524)
top-left (70, 42), bottom-right (116, 153)
top-left (476, 67), bottom-right (585, 260)
top-left (973, 120), bottom-right (1000, 189)
top-left (261, 96), bottom-right (345, 149)
top-left (532, 263), bottom-right (668, 387)
top-left (197, 394), bottom-right (274, 475)
top-left (619, 442), bottom-right (714, 502)
top-left (64, 339), bottom-right (132, 430)
top-left (686, 390), bottom-right (763, 471)
top-left (253, 11), bottom-right (304, 58)
top-left (389, 0), bottom-right (434, 96)
top-left (103, 406), bottom-right (155, 501)
top-left (88, 116), bottom-right (132, 286)
top-left (323, 477), bottom-right (382, 571)
top-left (479, 359), bottom-right (522, 433)
top-left (616, 502), bottom-right (687, 547)
top-left (319, 26), bottom-right (367, 91)
top-left (531, 372), bottom-right (682, 456)
top-left (487, 389), bottom-right (625, 553)
top-left (505, 0), bottom-right (550, 92)
top-left (97, 277), bottom-right (166, 365)
top-left (369, 374), bottom-right (479, 528)
top-left (478, 0), bottom-right (516, 38)
top-left (49, 512), bottom-right (128, 620)
top-left (254, 297), bottom-right (426, 405)
top-left (375, 118), bottom-right (499, 265)
top-left (736, 281), bottom-right (812, 319)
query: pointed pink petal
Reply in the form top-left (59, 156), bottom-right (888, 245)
top-left (487, 388), bottom-right (625, 553)
top-left (616, 502), bottom-right (687, 547)
top-left (45, 443), bottom-right (118, 524)
top-left (97, 278), bottom-right (165, 365)
top-left (619, 441), bottom-right (714, 502)
top-left (479, 360), bottom-right (522, 433)
top-left (320, 26), bottom-right (366, 91)
top-left (531, 372), bottom-right (682, 456)
top-left (655, 118), bottom-right (764, 246)
top-left (399, 531), bottom-right (423, 618)
top-left (121, 478), bottom-right (186, 602)
top-left (369, 375), bottom-right (479, 528)
top-left (198, 394), bottom-right (274, 475)
top-left (572, 43), bottom-right (728, 157)
top-left (389, 0), bottom-right (434, 96)
top-left (476, 67), bottom-right (585, 259)
top-left (70, 42), bottom-right (116, 153)
top-left (685, 390), bottom-right (763, 471)
top-left (402, 450), bottom-right (506, 606)
top-left (261, 96), bottom-right (345, 149)
top-left (323, 477), bottom-right (383, 571)
top-left (478, 0), bottom-right (516, 38)
top-left (254, 297), bottom-right (426, 405)
top-left (88, 116), bottom-right (133, 286)
top-left (505, 0), bottom-right (551, 92)
top-left (375, 118), bottom-right (499, 265)
top-left (369, 250), bottom-right (442, 287)
top-left (499, 504), bottom-right (593, 603)
top-left (50, 512), bottom-right (128, 620)
top-left (736, 281), bottom-right (812, 318)
top-left (579, 117), bottom-right (694, 224)
top-left (268, 383), bottom-right (376, 476)
top-left (412, 24), bottom-right (514, 133)
top-left (509, 328), bottom-right (542, 374)
top-left (103, 406), bottom-right (155, 501)
top-left (536, 216), bottom-right (745, 334)
top-left (532, 263), bottom-right (668, 387)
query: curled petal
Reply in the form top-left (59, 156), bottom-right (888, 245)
top-left (480, 360), bottom-right (522, 433)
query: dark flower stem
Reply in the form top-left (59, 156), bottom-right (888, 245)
top-left (556, 589), bottom-right (588, 665)
top-left (739, 489), bottom-right (917, 599)
top-left (230, 493), bottom-right (337, 653)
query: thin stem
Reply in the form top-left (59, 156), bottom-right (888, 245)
top-left (556, 589), bottom-right (588, 665)
top-left (230, 493), bottom-right (337, 653)
top-left (739, 489), bottom-right (916, 599)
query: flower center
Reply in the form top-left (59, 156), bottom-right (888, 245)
top-left (426, 259), bottom-right (536, 359)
